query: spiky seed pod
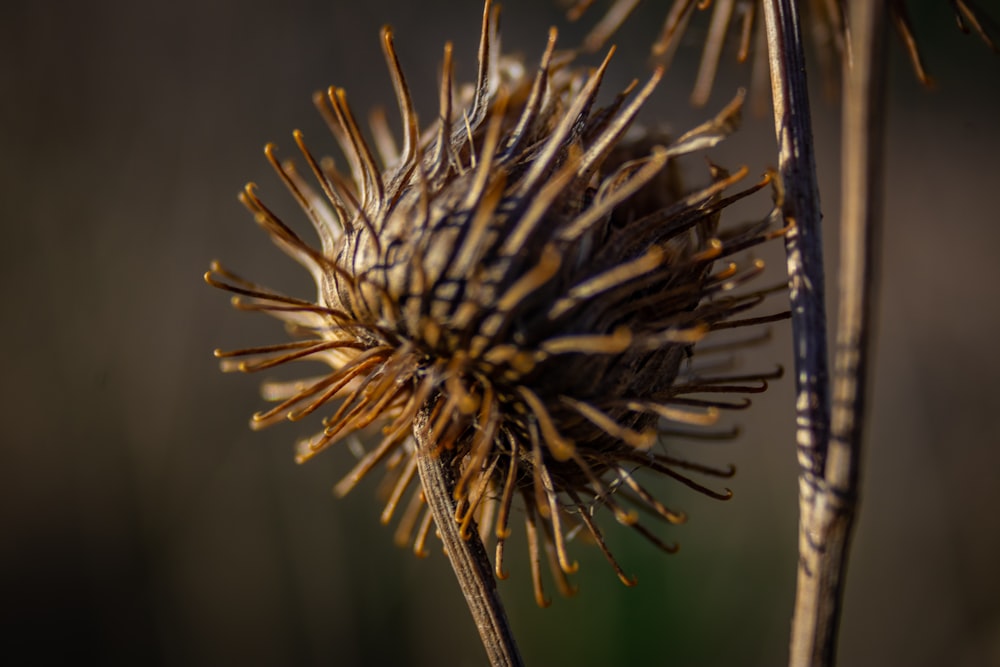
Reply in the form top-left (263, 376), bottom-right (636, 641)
top-left (569, 0), bottom-right (999, 105)
top-left (207, 0), bottom-right (787, 606)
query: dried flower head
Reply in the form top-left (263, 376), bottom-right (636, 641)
top-left (207, 0), bottom-right (786, 605)
top-left (569, 0), bottom-right (998, 104)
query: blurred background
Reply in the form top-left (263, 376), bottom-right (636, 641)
top-left (2, 1), bottom-right (999, 665)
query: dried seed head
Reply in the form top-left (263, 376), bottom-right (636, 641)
top-left (208, 0), bottom-right (786, 605)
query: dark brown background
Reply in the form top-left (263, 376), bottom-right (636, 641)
top-left (2, 1), bottom-right (999, 665)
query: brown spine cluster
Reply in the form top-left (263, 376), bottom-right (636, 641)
top-left (207, 0), bottom-right (787, 605)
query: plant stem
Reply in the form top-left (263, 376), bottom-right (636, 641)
top-left (413, 410), bottom-right (524, 667)
top-left (759, 1), bottom-right (836, 665)
top-left (761, 1), bottom-right (830, 474)
top-left (809, 1), bottom-right (887, 665)
top-left (833, 0), bottom-right (885, 494)
top-left (764, 1), bottom-right (887, 665)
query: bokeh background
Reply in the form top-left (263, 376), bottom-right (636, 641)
top-left (3, 1), bottom-right (999, 665)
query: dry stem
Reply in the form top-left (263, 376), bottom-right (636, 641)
top-left (760, 0), bottom-right (832, 664)
top-left (414, 410), bottom-right (524, 667)
top-left (809, 1), bottom-right (887, 665)
top-left (764, 1), bottom-right (886, 665)
top-left (761, 0), bottom-right (831, 480)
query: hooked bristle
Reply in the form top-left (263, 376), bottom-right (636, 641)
top-left (569, 0), bottom-right (999, 104)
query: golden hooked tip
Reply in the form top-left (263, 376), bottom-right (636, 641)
top-left (249, 414), bottom-right (274, 432)
top-left (614, 508), bottom-right (639, 526)
top-left (633, 429), bottom-right (659, 450)
top-left (689, 238), bottom-right (724, 263)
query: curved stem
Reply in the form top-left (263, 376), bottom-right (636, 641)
top-left (413, 411), bottom-right (524, 667)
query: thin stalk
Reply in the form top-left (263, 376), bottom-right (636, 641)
top-left (760, 1), bottom-right (841, 665)
top-left (806, 1), bottom-right (887, 665)
top-left (765, 0), bottom-right (887, 665)
top-left (762, 0), bottom-right (830, 476)
top-left (413, 410), bottom-right (524, 667)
